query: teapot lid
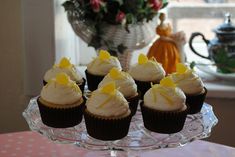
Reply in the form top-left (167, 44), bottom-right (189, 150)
top-left (215, 13), bottom-right (235, 33)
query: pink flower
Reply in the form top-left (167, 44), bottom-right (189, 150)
top-left (148, 0), bottom-right (162, 11)
top-left (90, 0), bottom-right (102, 12)
top-left (116, 11), bottom-right (126, 23)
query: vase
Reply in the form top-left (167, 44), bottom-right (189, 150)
top-left (67, 10), bottom-right (158, 71)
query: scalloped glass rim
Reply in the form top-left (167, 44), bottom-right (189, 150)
top-left (22, 97), bottom-right (218, 151)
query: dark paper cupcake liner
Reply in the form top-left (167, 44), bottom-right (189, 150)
top-left (140, 102), bottom-right (188, 134)
top-left (126, 94), bottom-right (140, 116)
top-left (135, 80), bottom-right (159, 99)
top-left (77, 78), bottom-right (86, 93)
top-left (37, 98), bottom-right (85, 128)
top-left (186, 87), bottom-right (207, 114)
top-left (85, 70), bottom-right (105, 91)
top-left (43, 80), bottom-right (47, 86)
top-left (84, 110), bottom-right (132, 141)
top-left (134, 80), bottom-right (151, 99)
top-left (43, 78), bottom-right (86, 93)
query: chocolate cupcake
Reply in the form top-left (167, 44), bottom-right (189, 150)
top-left (170, 63), bottom-right (207, 114)
top-left (84, 82), bottom-right (132, 140)
top-left (43, 57), bottom-right (86, 93)
top-left (128, 54), bottom-right (165, 99)
top-left (185, 87), bottom-right (207, 114)
top-left (141, 77), bottom-right (188, 134)
top-left (38, 73), bottom-right (85, 128)
top-left (85, 50), bottom-right (122, 91)
top-left (98, 68), bottom-right (139, 115)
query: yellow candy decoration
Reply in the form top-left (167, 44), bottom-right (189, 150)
top-left (59, 57), bottom-right (72, 68)
top-left (98, 82), bottom-right (117, 108)
top-left (160, 77), bottom-right (176, 88)
top-left (176, 63), bottom-right (188, 74)
top-left (138, 53), bottom-right (148, 65)
top-left (99, 50), bottom-right (111, 61)
top-left (56, 73), bottom-right (69, 85)
top-left (109, 67), bottom-right (122, 79)
top-left (100, 82), bottom-right (116, 95)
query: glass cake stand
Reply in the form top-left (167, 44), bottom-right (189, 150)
top-left (23, 97), bottom-right (218, 153)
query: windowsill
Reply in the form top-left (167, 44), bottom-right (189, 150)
top-left (196, 68), bottom-right (235, 99)
top-left (77, 65), bottom-right (235, 99)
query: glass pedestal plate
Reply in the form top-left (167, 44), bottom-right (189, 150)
top-left (23, 96), bottom-right (218, 155)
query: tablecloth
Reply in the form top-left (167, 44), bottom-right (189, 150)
top-left (0, 131), bottom-right (234, 157)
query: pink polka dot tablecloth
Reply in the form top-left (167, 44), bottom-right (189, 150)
top-left (0, 131), bottom-right (235, 157)
top-left (0, 131), bottom-right (89, 157)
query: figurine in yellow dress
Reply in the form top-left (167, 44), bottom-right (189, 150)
top-left (147, 13), bottom-right (186, 74)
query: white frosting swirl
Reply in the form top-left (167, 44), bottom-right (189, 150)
top-left (98, 72), bottom-right (137, 98)
top-left (40, 81), bottom-right (82, 106)
top-left (86, 90), bottom-right (130, 118)
top-left (170, 71), bottom-right (204, 95)
top-left (128, 61), bottom-right (165, 82)
top-left (87, 57), bottom-right (122, 76)
top-left (44, 67), bottom-right (83, 83)
top-left (144, 85), bottom-right (186, 111)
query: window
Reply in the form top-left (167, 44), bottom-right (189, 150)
top-left (23, 0), bottom-right (235, 95)
top-left (167, 0), bottom-right (235, 63)
top-left (57, 0), bottom-right (235, 65)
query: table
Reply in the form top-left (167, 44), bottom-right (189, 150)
top-left (0, 131), bottom-right (234, 157)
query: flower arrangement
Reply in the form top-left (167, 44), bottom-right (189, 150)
top-left (63, 0), bottom-right (168, 54)
top-left (63, 0), bottom-right (168, 26)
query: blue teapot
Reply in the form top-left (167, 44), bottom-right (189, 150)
top-left (189, 13), bottom-right (235, 73)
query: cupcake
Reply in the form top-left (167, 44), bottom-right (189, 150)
top-left (170, 63), bottom-right (207, 114)
top-left (84, 82), bottom-right (132, 140)
top-left (141, 77), bottom-right (188, 134)
top-left (128, 54), bottom-right (165, 98)
top-left (43, 57), bottom-right (86, 93)
top-left (98, 67), bottom-right (139, 115)
top-left (85, 50), bottom-right (122, 91)
top-left (38, 73), bottom-right (85, 128)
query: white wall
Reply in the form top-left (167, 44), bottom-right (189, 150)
top-left (0, 0), bottom-right (29, 133)
top-left (205, 97), bottom-right (235, 147)
top-left (23, 0), bottom-right (55, 96)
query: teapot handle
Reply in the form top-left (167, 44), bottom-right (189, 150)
top-left (189, 32), bottom-right (210, 59)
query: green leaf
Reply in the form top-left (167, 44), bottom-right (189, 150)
top-left (126, 13), bottom-right (134, 24)
top-left (214, 52), bottom-right (227, 63)
top-left (62, 1), bottom-right (75, 11)
top-left (161, 2), bottom-right (168, 9)
top-left (113, 0), bottom-right (124, 5)
top-left (190, 61), bottom-right (196, 69)
top-left (227, 58), bottom-right (235, 67)
top-left (213, 48), bottom-right (235, 73)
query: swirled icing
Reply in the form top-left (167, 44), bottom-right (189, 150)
top-left (41, 73), bottom-right (83, 106)
top-left (98, 68), bottom-right (137, 98)
top-left (128, 54), bottom-right (165, 82)
top-left (44, 57), bottom-right (83, 82)
top-left (86, 82), bottom-right (130, 118)
top-left (144, 77), bottom-right (186, 111)
top-left (87, 50), bottom-right (122, 76)
top-left (170, 63), bottom-right (204, 95)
